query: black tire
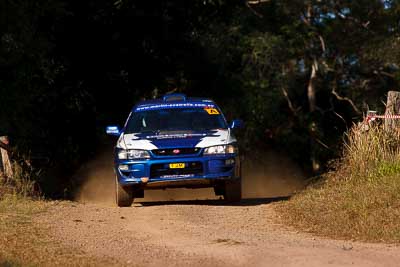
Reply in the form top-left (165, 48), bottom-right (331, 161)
top-left (115, 176), bottom-right (133, 207)
top-left (223, 178), bottom-right (242, 202)
top-left (213, 184), bottom-right (225, 196)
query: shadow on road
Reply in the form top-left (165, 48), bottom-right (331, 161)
top-left (136, 196), bottom-right (290, 207)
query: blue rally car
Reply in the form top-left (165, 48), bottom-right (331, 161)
top-left (106, 93), bottom-right (243, 207)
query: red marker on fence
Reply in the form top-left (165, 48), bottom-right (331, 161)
top-left (365, 110), bottom-right (400, 123)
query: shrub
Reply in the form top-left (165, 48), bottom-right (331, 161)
top-left (278, 124), bottom-right (400, 242)
top-left (0, 160), bottom-right (40, 199)
top-left (343, 125), bottom-right (400, 181)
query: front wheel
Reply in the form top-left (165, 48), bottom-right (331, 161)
top-left (224, 178), bottom-right (242, 202)
top-left (115, 176), bottom-right (133, 207)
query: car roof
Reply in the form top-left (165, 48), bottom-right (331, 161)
top-left (132, 94), bottom-right (217, 112)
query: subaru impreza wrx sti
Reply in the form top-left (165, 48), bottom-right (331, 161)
top-left (106, 93), bottom-right (243, 207)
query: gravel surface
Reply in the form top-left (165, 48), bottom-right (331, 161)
top-left (36, 149), bottom-right (399, 266)
top-left (37, 197), bottom-right (400, 267)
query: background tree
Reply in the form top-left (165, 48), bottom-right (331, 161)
top-left (0, 0), bottom-right (399, 196)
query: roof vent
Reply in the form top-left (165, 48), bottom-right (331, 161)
top-left (163, 93), bottom-right (186, 102)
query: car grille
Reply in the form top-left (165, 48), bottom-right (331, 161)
top-left (150, 162), bottom-right (203, 178)
top-left (152, 148), bottom-right (200, 157)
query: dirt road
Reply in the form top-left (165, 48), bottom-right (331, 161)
top-left (38, 198), bottom-right (400, 267)
top-left (34, 150), bottom-right (400, 267)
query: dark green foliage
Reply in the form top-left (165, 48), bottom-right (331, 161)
top-left (0, 0), bottom-right (399, 196)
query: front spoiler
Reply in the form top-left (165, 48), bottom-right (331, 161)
top-left (118, 172), bottom-right (237, 189)
top-left (140, 178), bottom-right (226, 189)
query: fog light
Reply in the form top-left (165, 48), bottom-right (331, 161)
top-left (225, 159), bottom-right (235, 165)
top-left (141, 177), bottom-right (149, 183)
top-left (119, 164), bottom-right (129, 171)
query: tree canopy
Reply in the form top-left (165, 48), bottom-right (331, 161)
top-left (1, 0), bottom-right (399, 196)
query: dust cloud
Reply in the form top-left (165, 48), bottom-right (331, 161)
top-left (73, 149), bottom-right (115, 206)
top-left (242, 150), bottom-right (305, 198)
top-left (73, 147), bottom-right (304, 205)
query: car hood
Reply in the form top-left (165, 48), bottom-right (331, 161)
top-left (117, 129), bottom-right (235, 150)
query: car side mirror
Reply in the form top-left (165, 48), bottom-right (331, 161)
top-left (106, 125), bottom-right (121, 136)
top-left (230, 119), bottom-right (244, 129)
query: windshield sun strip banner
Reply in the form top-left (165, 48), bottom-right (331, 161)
top-left (135, 102), bottom-right (215, 112)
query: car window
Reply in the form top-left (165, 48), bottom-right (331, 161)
top-left (125, 108), bottom-right (227, 133)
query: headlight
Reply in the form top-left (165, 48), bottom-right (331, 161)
top-left (203, 144), bottom-right (238, 155)
top-left (117, 149), bottom-right (150, 159)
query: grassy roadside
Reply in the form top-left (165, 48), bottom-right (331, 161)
top-left (0, 195), bottom-right (112, 267)
top-left (277, 125), bottom-right (400, 243)
top-left (0, 195), bottom-right (48, 267)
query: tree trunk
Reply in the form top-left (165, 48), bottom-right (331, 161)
top-left (307, 58), bottom-right (318, 112)
top-left (0, 136), bottom-right (13, 178)
top-left (384, 91), bottom-right (400, 132)
top-left (307, 59), bottom-right (319, 173)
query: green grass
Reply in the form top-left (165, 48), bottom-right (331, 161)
top-left (277, 125), bottom-right (400, 242)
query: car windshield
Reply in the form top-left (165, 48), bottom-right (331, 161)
top-left (125, 107), bottom-right (227, 134)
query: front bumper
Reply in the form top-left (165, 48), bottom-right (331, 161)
top-left (115, 154), bottom-right (240, 188)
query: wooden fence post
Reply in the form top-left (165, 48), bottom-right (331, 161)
top-left (384, 91), bottom-right (400, 132)
top-left (0, 136), bottom-right (13, 178)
